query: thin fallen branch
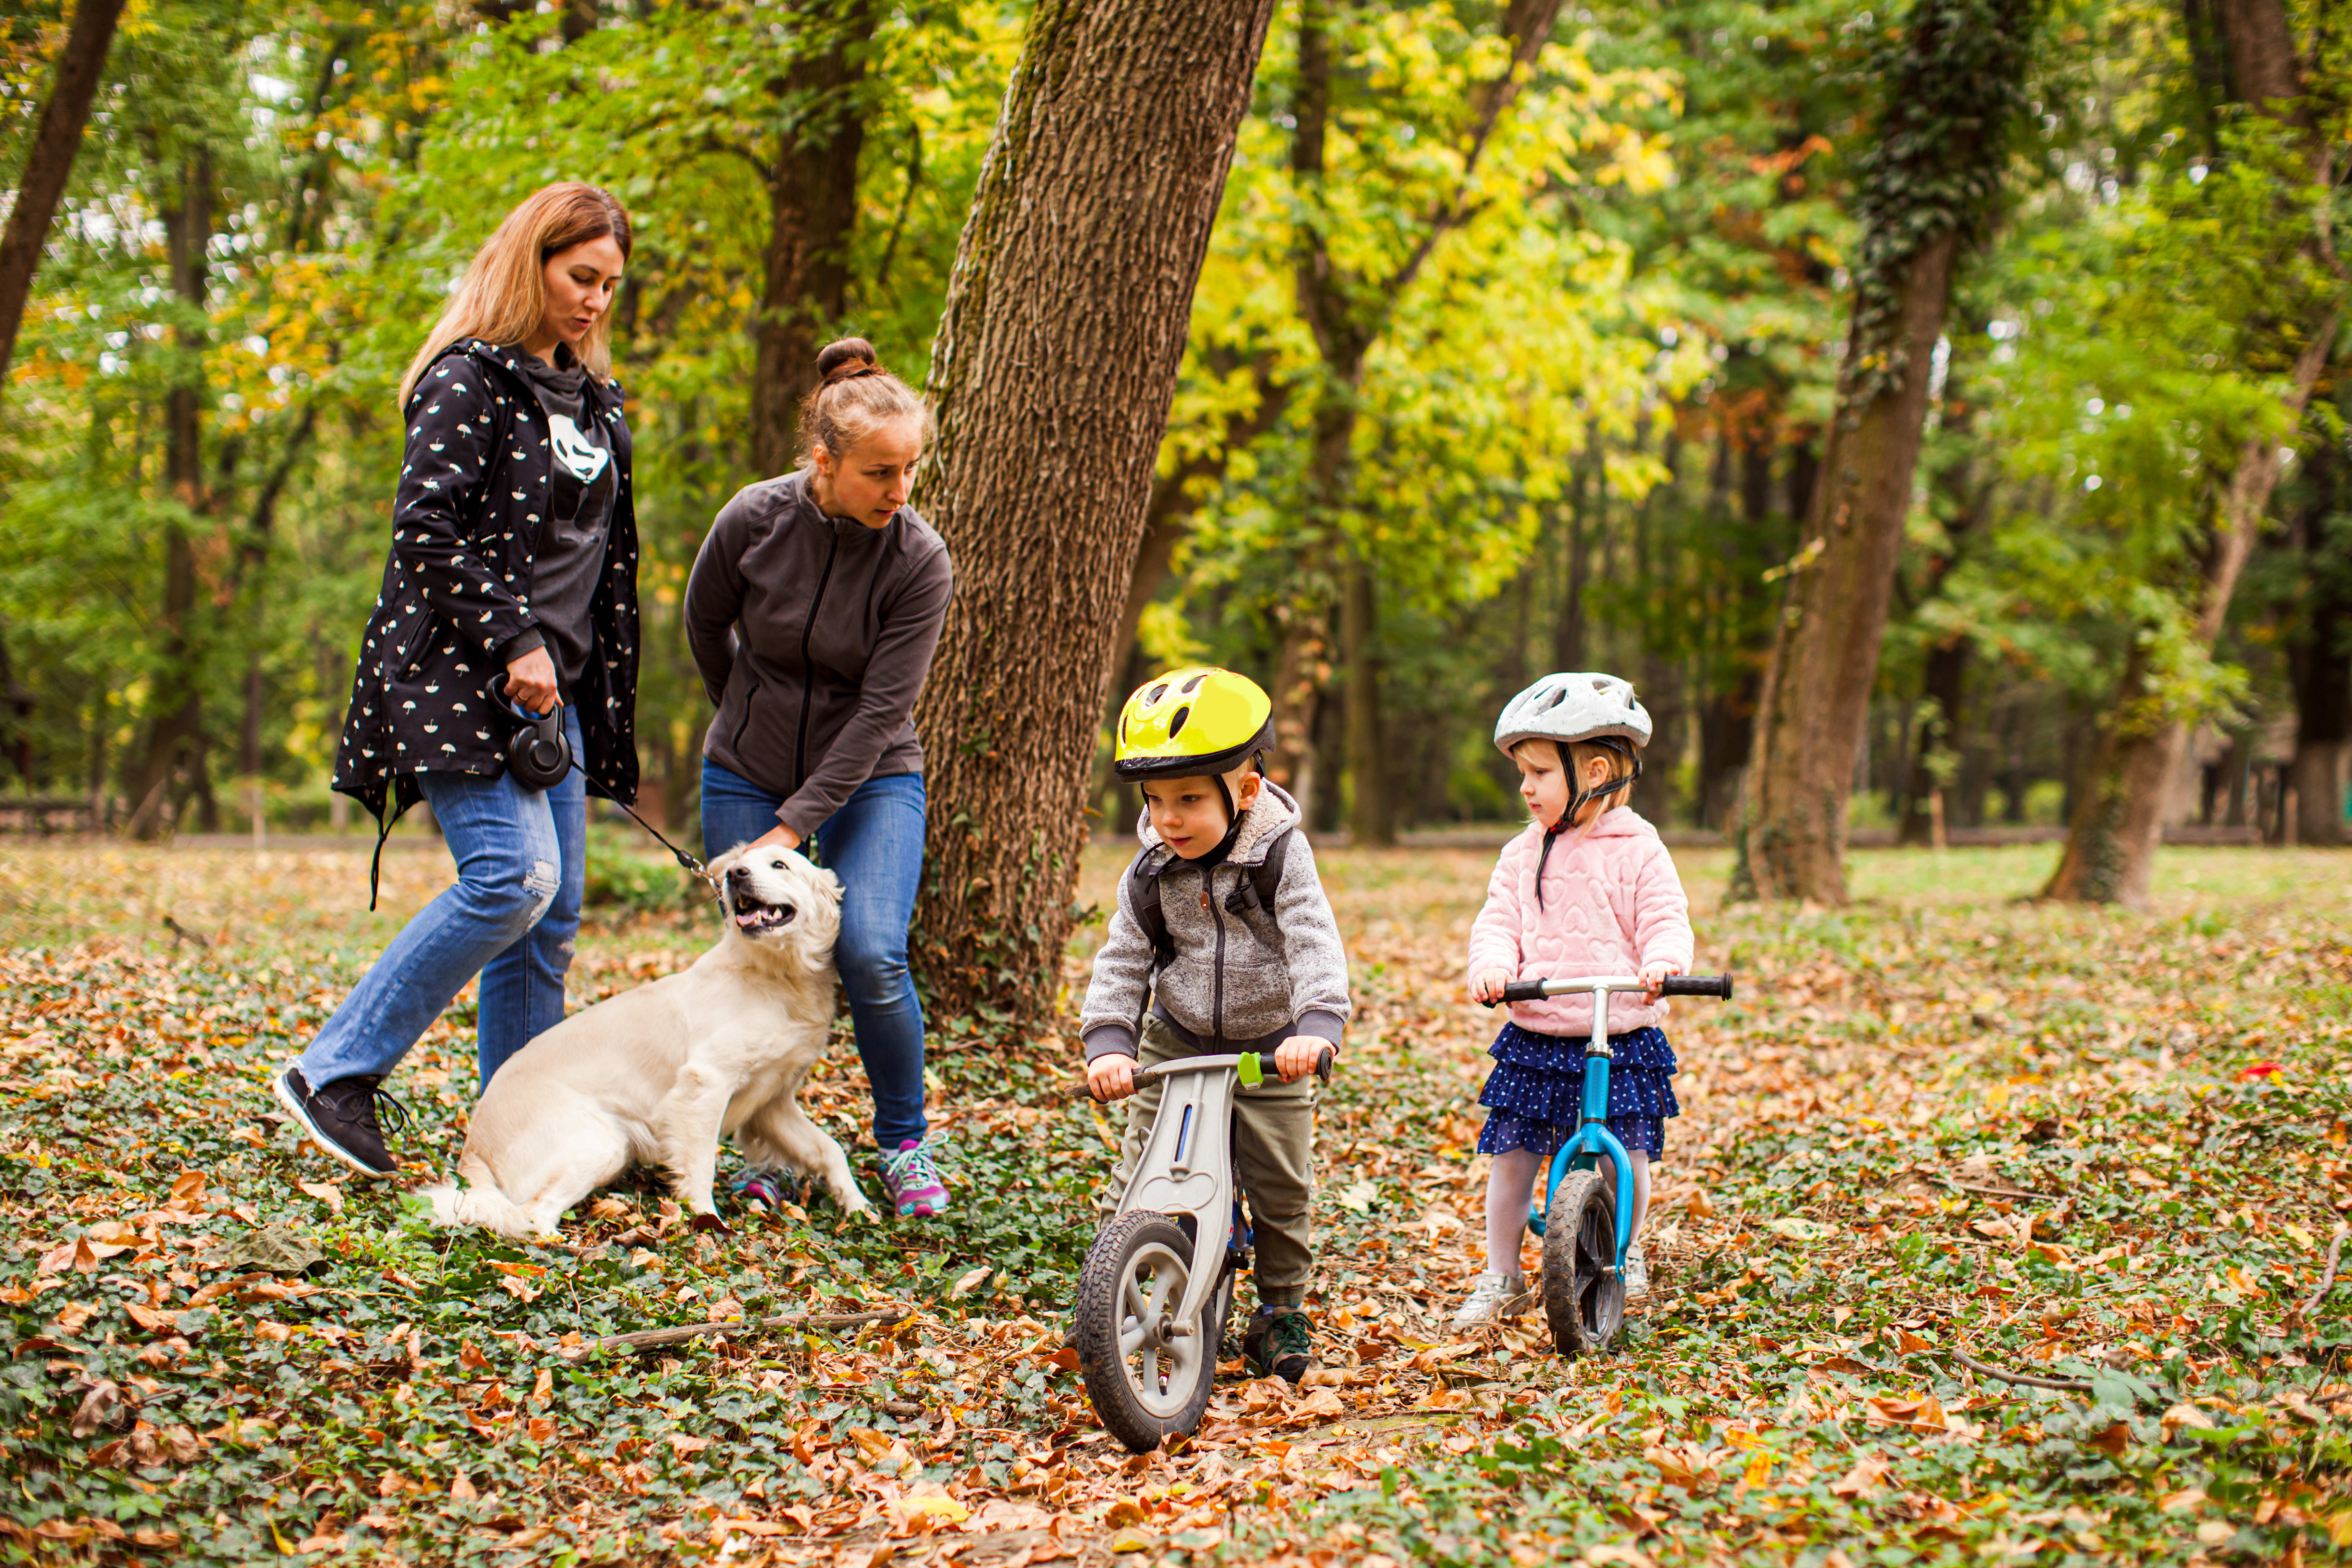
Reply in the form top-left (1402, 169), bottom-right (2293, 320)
top-left (1951, 1346), bottom-right (2094, 1393)
top-left (1934, 1176), bottom-right (2063, 1202)
top-left (2298, 1225), bottom-right (2347, 1321)
top-left (570, 1308), bottom-right (907, 1359)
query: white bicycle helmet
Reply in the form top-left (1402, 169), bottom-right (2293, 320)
top-left (1494, 671), bottom-right (1653, 756)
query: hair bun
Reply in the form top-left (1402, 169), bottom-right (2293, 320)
top-left (816, 337), bottom-right (881, 384)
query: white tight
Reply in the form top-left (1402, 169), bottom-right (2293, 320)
top-left (1483, 1146), bottom-right (1651, 1276)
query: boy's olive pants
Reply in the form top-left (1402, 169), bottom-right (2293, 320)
top-left (1099, 1014), bottom-right (1317, 1311)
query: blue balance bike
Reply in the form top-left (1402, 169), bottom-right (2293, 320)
top-left (1485, 972), bottom-right (1733, 1354)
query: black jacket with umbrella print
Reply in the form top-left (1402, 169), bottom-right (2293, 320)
top-left (332, 339), bottom-right (641, 823)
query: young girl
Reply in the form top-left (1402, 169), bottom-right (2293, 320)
top-left (1454, 672), bottom-right (1694, 1329)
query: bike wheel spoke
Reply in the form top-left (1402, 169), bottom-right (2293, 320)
top-left (1143, 1265), bottom-right (1178, 1318)
top-left (1119, 1321), bottom-right (1149, 1358)
top-left (1123, 1275), bottom-right (1153, 1323)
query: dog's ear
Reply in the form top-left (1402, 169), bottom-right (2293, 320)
top-left (810, 864), bottom-right (844, 904)
top-left (707, 845), bottom-right (747, 881)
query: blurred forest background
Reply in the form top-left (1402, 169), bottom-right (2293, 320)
top-left (2, 0), bottom-right (2348, 860)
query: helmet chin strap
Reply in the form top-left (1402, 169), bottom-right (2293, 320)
top-left (1534, 738), bottom-right (1643, 909)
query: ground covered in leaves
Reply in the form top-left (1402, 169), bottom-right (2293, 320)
top-left (3, 834), bottom-right (2350, 1566)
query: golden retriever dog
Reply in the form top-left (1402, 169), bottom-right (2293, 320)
top-left (422, 842), bottom-right (871, 1238)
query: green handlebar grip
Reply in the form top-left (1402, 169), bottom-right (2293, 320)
top-left (1237, 1052), bottom-right (1264, 1087)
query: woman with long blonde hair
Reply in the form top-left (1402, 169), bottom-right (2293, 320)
top-left (275, 182), bottom-right (645, 1181)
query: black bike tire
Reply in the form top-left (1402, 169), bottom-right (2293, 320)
top-left (1540, 1168), bottom-right (1625, 1356)
top-left (1075, 1212), bottom-right (1218, 1453)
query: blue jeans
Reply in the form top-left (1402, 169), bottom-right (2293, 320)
top-left (701, 762), bottom-right (928, 1150)
top-left (302, 709), bottom-right (586, 1092)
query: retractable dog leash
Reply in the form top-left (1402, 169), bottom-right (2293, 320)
top-left (504, 696), bottom-right (717, 890)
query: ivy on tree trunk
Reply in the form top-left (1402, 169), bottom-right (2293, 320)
top-left (907, 0), bottom-right (1278, 1027)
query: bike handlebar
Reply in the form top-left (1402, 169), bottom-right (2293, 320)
top-left (1485, 972), bottom-right (1735, 1007)
top-left (1073, 1045), bottom-right (1334, 1103)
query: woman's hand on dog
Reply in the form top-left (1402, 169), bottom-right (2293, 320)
top-left (748, 823), bottom-right (804, 853)
top-left (1087, 1055), bottom-right (1137, 1101)
top-left (503, 647), bottom-right (561, 714)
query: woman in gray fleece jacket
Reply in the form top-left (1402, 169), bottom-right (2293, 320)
top-left (685, 339), bottom-right (954, 1219)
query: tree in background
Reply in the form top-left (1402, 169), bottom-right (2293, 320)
top-left (1731, 0), bottom-right (2038, 904)
top-left (0, 0), bottom-right (126, 385)
top-left (2043, 0), bottom-right (2345, 901)
top-left (908, 0), bottom-right (1277, 1025)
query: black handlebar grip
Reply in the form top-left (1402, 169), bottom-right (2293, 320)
top-left (1315, 1047), bottom-right (1336, 1083)
top-left (1658, 973), bottom-right (1733, 1000)
top-left (1498, 979), bottom-right (1548, 1004)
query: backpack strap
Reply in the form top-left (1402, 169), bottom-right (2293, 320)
top-left (1128, 848), bottom-right (1176, 970)
top-left (1222, 825), bottom-right (1293, 921)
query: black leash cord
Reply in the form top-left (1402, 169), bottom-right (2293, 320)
top-left (364, 756), bottom-right (718, 912)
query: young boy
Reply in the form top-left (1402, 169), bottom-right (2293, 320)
top-left (1080, 666), bottom-right (1351, 1384)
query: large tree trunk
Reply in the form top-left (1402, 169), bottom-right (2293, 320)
top-left (0, 0), bottom-right (128, 389)
top-left (907, 0), bottom-right (1277, 1025)
top-left (1732, 0), bottom-right (2032, 903)
top-left (2045, 0), bottom-right (2340, 900)
top-left (748, 0), bottom-right (880, 477)
top-left (126, 153), bottom-right (215, 841)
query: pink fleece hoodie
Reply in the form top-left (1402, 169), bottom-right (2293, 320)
top-left (1465, 806), bottom-right (1696, 1038)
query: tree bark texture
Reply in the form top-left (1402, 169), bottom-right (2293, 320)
top-left (1733, 0), bottom-right (2034, 903)
top-left (0, 0), bottom-right (128, 389)
top-left (748, 0), bottom-right (880, 477)
top-left (907, 0), bottom-right (1277, 1025)
top-left (2044, 0), bottom-right (2341, 900)
top-left (1736, 227), bottom-right (1964, 900)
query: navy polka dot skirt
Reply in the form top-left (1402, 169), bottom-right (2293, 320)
top-left (1476, 1021), bottom-right (1679, 1161)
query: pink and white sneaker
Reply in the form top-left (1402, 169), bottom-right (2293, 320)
top-left (876, 1138), bottom-right (949, 1218)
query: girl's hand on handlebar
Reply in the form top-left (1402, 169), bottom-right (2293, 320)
top-left (503, 647), bottom-right (561, 715)
top-left (1274, 1035), bottom-right (1330, 1084)
top-left (1639, 960), bottom-right (1684, 1004)
top-left (1087, 1055), bottom-right (1137, 1102)
top-left (1472, 968), bottom-right (1510, 1005)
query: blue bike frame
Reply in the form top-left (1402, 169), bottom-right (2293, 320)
top-left (1519, 978), bottom-right (1644, 1274)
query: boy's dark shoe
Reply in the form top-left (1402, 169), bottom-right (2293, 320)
top-left (273, 1066), bottom-right (405, 1178)
top-left (1242, 1305), bottom-right (1315, 1384)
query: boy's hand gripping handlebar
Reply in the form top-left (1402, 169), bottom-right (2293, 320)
top-left (1483, 973), bottom-right (1735, 1006)
top-left (1076, 1046), bottom-right (1335, 1103)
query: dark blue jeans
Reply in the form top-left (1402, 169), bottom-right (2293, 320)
top-left (701, 763), bottom-right (929, 1150)
top-left (302, 709), bottom-right (586, 1093)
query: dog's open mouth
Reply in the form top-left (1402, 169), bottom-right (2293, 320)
top-left (733, 895), bottom-right (795, 933)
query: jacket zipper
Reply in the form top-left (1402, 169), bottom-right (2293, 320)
top-left (793, 528), bottom-right (841, 794)
top-left (1207, 863), bottom-right (1227, 1041)
top-left (730, 673), bottom-right (758, 753)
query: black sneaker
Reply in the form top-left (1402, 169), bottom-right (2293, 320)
top-left (1241, 1305), bottom-right (1315, 1385)
top-left (273, 1067), bottom-right (407, 1179)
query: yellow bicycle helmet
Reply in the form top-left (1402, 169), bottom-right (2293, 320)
top-left (1113, 666), bottom-right (1275, 781)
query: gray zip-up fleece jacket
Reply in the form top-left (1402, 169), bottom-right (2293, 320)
top-left (686, 472), bottom-right (953, 839)
top-left (1079, 782), bottom-right (1352, 1063)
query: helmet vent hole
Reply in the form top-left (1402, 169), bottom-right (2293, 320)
top-left (1535, 688), bottom-right (1563, 712)
top-left (1181, 674), bottom-right (1205, 694)
top-left (1169, 705), bottom-right (1190, 738)
top-left (1146, 683), bottom-right (1168, 706)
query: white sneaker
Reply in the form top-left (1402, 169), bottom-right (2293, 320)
top-left (1622, 1241), bottom-right (1650, 1299)
top-left (1450, 1271), bottom-right (1527, 1330)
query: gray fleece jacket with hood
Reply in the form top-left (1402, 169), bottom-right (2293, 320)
top-left (1079, 781), bottom-right (1352, 1063)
